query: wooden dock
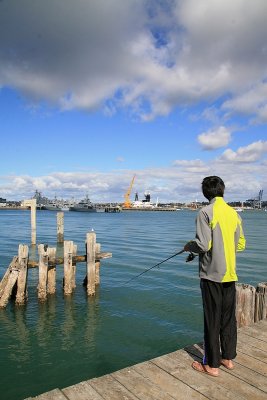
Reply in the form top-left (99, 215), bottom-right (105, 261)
top-left (25, 319), bottom-right (267, 400)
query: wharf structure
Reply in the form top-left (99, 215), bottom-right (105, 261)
top-left (25, 309), bottom-right (267, 399)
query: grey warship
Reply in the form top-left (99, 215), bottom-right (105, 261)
top-left (69, 195), bottom-right (97, 212)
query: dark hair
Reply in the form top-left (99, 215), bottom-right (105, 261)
top-left (202, 176), bottom-right (225, 201)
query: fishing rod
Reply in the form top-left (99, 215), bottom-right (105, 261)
top-left (122, 249), bottom-right (196, 287)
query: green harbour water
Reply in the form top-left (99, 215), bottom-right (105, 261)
top-left (0, 209), bottom-right (266, 400)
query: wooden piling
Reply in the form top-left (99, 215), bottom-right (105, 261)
top-left (95, 243), bottom-right (101, 285)
top-left (38, 245), bottom-right (49, 301)
top-left (31, 199), bottom-right (37, 245)
top-left (0, 257), bottom-right (20, 308)
top-left (236, 283), bottom-right (256, 327)
top-left (86, 231), bottom-right (96, 296)
top-left (255, 282), bottom-right (267, 322)
top-left (64, 241), bottom-right (73, 295)
top-left (72, 244), bottom-right (77, 289)
top-left (0, 259), bottom-right (15, 299)
top-left (15, 244), bottom-right (29, 305)
top-left (0, 231), bottom-right (112, 307)
top-left (47, 247), bottom-right (57, 295)
top-left (57, 212), bottom-right (64, 243)
top-left (23, 199), bottom-right (37, 244)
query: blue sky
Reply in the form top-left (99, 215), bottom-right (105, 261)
top-left (0, 0), bottom-right (267, 203)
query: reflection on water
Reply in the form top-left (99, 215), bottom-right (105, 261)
top-left (0, 308), bottom-right (31, 364)
top-left (36, 297), bottom-right (57, 349)
top-left (0, 209), bottom-right (266, 400)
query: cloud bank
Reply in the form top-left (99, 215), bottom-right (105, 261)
top-left (1, 0), bottom-right (267, 121)
top-left (1, 140), bottom-right (266, 203)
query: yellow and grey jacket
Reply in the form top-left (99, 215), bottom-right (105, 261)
top-left (187, 197), bottom-right (246, 282)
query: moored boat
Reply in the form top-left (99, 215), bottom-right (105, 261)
top-left (69, 195), bottom-right (97, 212)
top-left (42, 204), bottom-right (63, 211)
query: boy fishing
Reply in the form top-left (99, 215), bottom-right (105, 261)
top-left (184, 176), bottom-right (246, 377)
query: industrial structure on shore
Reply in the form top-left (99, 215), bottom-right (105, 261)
top-left (0, 186), bottom-right (266, 212)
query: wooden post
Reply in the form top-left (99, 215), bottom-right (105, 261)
top-left (0, 257), bottom-right (20, 308)
top-left (15, 244), bottom-right (29, 305)
top-left (64, 241), bottom-right (73, 295)
top-left (255, 282), bottom-right (267, 322)
top-left (72, 244), bottom-right (77, 289)
top-left (236, 283), bottom-right (256, 327)
top-left (95, 243), bottom-right (101, 285)
top-left (23, 199), bottom-right (37, 244)
top-left (57, 212), bottom-right (64, 243)
top-left (0, 260), bottom-right (15, 299)
top-left (86, 231), bottom-right (96, 296)
top-left (47, 247), bottom-right (57, 294)
top-left (31, 199), bottom-right (37, 245)
top-left (38, 244), bottom-right (49, 301)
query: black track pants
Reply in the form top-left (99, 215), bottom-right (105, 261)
top-left (200, 279), bottom-right (237, 368)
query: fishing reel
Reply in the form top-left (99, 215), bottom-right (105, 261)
top-left (186, 252), bottom-right (197, 263)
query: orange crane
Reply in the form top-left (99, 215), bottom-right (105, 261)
top-left (123, 175), bottom-right (136, 208)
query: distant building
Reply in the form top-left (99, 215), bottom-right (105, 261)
top-left (0, 197), bottom-right (7, 207)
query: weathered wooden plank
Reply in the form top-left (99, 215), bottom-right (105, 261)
top-left (188, 343), bottom-right (267, 393)
top-left (239, 321), bottom-right (267, 342)
top-left (27, 253), bottom-right (112, 268)
top-left (0, 257), bottom-right (19, 308)
top-left (238, 330), bottom-right (267, 352)
top-left (62, 380), bottom-right (104, 400)
top-left (237, 336), bottom-right (267, 363)
top-left (89, 374), bottom-right (140, 400)
top-left (228, 361), bottom-right (267, 393)
top-left (133, 360), bottom-right (207, 399)
top-left (33, 388), bottom-right (68, 400)
top-left (153, 348), bottom-right (245, 400)
top-left (235, 350), bottom-right (267, 375)
top-left (112, 367), bottom-right (175, 400)
top-left (181, 345), bottom-right (267, 400)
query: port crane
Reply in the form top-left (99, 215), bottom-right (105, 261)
top-left (254, 189), bottom-right (263, 209)
top-left (123, 175), bottom-right (136, 208)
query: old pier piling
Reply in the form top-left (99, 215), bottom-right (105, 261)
top-left (0, 230), bottom-right (112, 308)
top-left (236, 282), bottom-right (267, 327)
top-left (57, 211), bottom-right (64, 243)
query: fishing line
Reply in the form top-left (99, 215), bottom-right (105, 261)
top-left (121, 249), bottom-right (196, 287)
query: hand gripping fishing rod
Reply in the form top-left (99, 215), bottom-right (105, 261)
top-left (122, 249), bottom-right (196, 287)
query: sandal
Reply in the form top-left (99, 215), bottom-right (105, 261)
top-left (192, 361), bottom-right (219, 377)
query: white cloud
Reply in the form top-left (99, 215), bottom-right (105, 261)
top-left (1, 143), bottom-right (266, 203)
top-left (1, 0), bottom-right (267, 120)
top-left (173, 159), bottom-right (209, 173)
top-left (198, 126), bottom-right (232, 150)
top-left (220, 140), bottom-right (267, 162)
top-left (222, 82), bottom-right (267, 123)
